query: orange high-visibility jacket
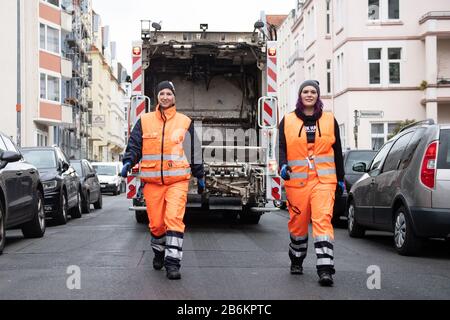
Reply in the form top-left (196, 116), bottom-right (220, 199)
top-left (140, 105), bottom-right (192, 185)
top-left (284, 111), bottom-right (337, 187)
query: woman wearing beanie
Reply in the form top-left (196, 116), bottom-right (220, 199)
top-left (278, 80), bottom-right (345, 287)
top-left (121, 81), bottom-right (205, 280)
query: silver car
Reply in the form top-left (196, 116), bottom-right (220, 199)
top-left (347, 120), bottom-right (450, 255)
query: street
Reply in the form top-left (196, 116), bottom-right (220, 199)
top-left (0, 194), bottom-right (449, 300)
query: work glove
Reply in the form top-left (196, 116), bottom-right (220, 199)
top-left (197, 177), bottom-right (206, 195)
top-left (121, 162), bottom-right (132, 178)
top-left (337, 181), bottom-right (346, 195)
top-left (280, 165), bottom-right (292, 181)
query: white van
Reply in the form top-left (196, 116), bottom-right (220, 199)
top-left (91, 162), bottom-right (122, 196)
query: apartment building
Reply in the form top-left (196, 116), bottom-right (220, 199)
top-left (277, 0), bottom-right (450, 150)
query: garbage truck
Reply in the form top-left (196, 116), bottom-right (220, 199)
top-left (127, 21), bottom-right (282, 224)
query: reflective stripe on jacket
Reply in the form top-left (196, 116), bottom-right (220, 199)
top-left (140, 105), bottom-right (192, 185)
top-left (284, 111), bottom-right (337, 187)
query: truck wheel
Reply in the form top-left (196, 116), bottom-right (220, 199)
top-left (54, 192), bottom-right (68, 225)
top-left (240, 206), bottom-right (261, 224)
top-left (22, 190), bottom-right (46, 239)
top-left (394, 206), bottom-right (423, 256)
top-left (222, 211), bottom-right (238, 223)
top-left (135, 211), bottom-right (149, 224)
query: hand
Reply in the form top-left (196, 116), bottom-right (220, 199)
top-left (197, 178), bottom-right (206, 195)
top-left (337, 181), bottom-right (346, 195)
top-left (280, 165), bottom-right (292, 181)
top-left (121, 162), bottom-right (132, 178)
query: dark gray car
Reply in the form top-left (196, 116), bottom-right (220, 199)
top-left (0, 133), bottom-right (46, 254)
top-left (347, 120), bottom-right (450, 255)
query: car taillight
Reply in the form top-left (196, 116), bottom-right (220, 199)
top-left (131, 164), bottom-right (140, 174)
top-left (420, 141), bottom-right (438, 189)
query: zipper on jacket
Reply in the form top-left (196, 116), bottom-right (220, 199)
top-left (161, 110), bottom-right (167, 185)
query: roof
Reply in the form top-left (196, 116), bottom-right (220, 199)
top-left (266, 15), bottom-right (288, 28)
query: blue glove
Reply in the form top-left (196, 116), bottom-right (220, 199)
top-left (337, 181), bottom-right (346, 195)
top-left (280, 165), bottom-right (292, 181)
top-left (198, 178), bottom-right (206, 194)
top-left (121, 162), bottom-right (132, 178)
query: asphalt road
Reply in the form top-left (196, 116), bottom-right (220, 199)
top-left (0, 194), bottom-right (449, 300)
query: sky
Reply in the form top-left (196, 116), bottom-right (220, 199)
top-left (92, 0), bottom-right (296, 72)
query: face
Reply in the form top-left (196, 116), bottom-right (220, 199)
top-left (300, 86), bottom-right (318, 108)
top-left (158, 89), bottom-right (175, 109)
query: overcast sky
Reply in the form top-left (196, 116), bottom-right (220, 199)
top-left (92, 0), bottom-right (295, 72)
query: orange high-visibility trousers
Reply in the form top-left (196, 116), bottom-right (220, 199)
top-left (286, 170), bottom-right (336, 275)
top-left (143, 180), bottom-right (189, 268)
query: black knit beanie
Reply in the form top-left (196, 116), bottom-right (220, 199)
top-left (299, 80), bottom-right (320, 97)
top-left (157, 81), bottom-right (176, 96)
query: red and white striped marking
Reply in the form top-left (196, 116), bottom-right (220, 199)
top-left (266, 41), bottom-right (277, 97)
top-left (271, 177), bottom-right (281, 200)
top-left (263, 99), bottom-right (277, 127)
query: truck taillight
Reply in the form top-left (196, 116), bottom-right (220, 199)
top-left (132, 164), bottom-right (140, 174)
top-left (420, 141), bottom-right (438, 189)
top-left (268, 160), bottom-right (278, 175)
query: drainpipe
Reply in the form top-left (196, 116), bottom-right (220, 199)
top-left (16, 0), bottom-right (21, 147)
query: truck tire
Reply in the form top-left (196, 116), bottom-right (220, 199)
top-left (135, 211), bottom-right (149, 224)
top-left (22, 190), bottom-right (46, 239)
top-left (240, 206), bottom-right (261, 224)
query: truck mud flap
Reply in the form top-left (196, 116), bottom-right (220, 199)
top-left (209, 197), bottom-right (242, 211)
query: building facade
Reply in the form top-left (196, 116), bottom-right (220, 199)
top-left (277, 0), bottom-right (450, 150)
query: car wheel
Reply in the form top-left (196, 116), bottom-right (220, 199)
top-left (22, 189), bottom-right (46, 238)
top-left (394, 206), bottom-right (423, 256)
top-left (347, 201), bottom-right (365, 238)
top-left (94, 193), bottom-right (103, 210)
top-left (70, 191), bottom-right (82, 219)
top-left (0, 201), bottom-right (5, 255)
top-left (55, 192), bottom-right (68, 225)
top-left (81, 192), bottom-right (91, 214)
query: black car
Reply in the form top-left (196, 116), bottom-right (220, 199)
top-left (0, 133), bottom-right (46, 254)
top-left (333, 150), bottom-right (377, 224)
top-left (21, 147), bottom-right (81, 225)
top-left (71, 160), bottom-right (103, 213)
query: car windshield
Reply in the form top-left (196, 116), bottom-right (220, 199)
top-left (93, 165), bottom-right (116, 176)
top-left (71, 162), bottom-right (82, 176)
top-left (345, 151), bottom-right (377, 173)
top-left (22, 150), bottom-right (56, 169)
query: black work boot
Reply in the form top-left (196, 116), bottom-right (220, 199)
top-left (318, 271), bottom-right (334, 287)
top-left (153, 252), bottom-right (164, 271)
top-left (290, 264), bottom-right (304, 275)
top-left (166, 266), bottom-right (181, 280)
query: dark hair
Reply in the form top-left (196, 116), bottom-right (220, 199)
top-left (296, 95), bottom-right (324, 115)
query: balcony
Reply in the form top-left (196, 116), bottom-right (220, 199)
top-left (419, 11), bottom-right (450, 37)
top-left (61, 104), bottom-right (74, 125)
top-left (287, 48), bottom-right (304, 68)
top-left (61, 58), bottom-right (72, 79)
top-left (61, 10), bottom-right (72, 33)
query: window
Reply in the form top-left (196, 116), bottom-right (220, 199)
top-left (335, 0), bottom-right (343, 30)
top-left (368, 48), bottom-right (381, 84)
top-left (400, 128), bottom-right (425, 170)
top-left (326, 0), bottom-right (331, 34)
top-left (335, 52), bottom-right (344, 91)
top-left (39, 23), bottom-right (60, 54)
top-left (40, 73), bottom-right (61, 102)
top-left (388, 48), bottom-right (401, 84)
top-left (2, 136), bottom-right (18, 152)
top-left (339, 124), bottom-right (346, 150)
top-left (327, 60), bottom-right (332, 94)
top-left (44, 0), bottom-right (60, 7)
top-left (388, 0), bottom-right (399, 19)
top-left (368, 0), bottom-right (380, 20)
top-left (371, 122), bottom-right (400, 150)
top-left (0, 136), bottom-right (7, 151)
top-left (382, 132), bottom-right (413, 172)
top-left (370, 141), bottom-right (393, 172)
top-left (437, 129), bottom-right (450, 170)
top-left (36, 131), bottom-right (48, 147)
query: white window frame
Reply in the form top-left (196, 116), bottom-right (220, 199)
top-left (39, 21), bottom-right (61, 56)
top-left (368, 48), bottom-right (382, 86)
top-left (326, 60), bottom-right (332, 94)
top-left (40, 0), bottom-right (60, 9)
top-left (35, 130), bottom-right (49, 147)
top-left (339, 124), bottom-right (347, 150)
top-left (371, 122), bottom-right (400, 150)
top-left (334, 0), bottom-right (344, 32)
top-left (368, 0), bottom-right (400, 22)
top-left (335, 52), bottom-right (344, 92)
top-left (388, 48), bottom-right (402, 84)
top-left (40, 70), bottom-right (61, 104)
top-left (326, 0), bottom-right (331, 35)
top-left (365, 43), bottom-right (405, 86)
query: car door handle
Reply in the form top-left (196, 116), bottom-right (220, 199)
top-left (16, 171), bottom-right (23, 176)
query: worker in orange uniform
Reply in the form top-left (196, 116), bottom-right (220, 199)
top-left (278, 80), bottom-right (345, 287)
top-left (121, 81), bottom-right (205, 280)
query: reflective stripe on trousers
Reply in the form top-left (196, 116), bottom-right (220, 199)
top-left (165, 230), bottom-right (184, 268)
top-left (151, 233), bottom-right (166, 254)
top-left (140, 168), bottom-right (191, 178)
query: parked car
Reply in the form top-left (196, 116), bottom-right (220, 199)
top-left (21, 146), bottom-right (81, 225)
top-left (347, 120), bottom-right (450, 255)
top-left (333, 150), bottom-right (377, 224)
top-left (71, 160), bottom-right (103, 213)
top-left (0, 133), bottom-right (46, 254)
top-left (91, 162), bottom-right (122, 196)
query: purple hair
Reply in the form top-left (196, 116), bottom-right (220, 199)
top-left (296, 96), bottom-right (324, 115)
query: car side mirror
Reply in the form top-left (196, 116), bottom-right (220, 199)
top-left (352, 162), bottom-right (367, 173)
top-left (0, 151), bottom-right (22, 163)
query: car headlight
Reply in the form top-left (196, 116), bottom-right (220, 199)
top-left (43, 181), bottom-right (58, 191)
